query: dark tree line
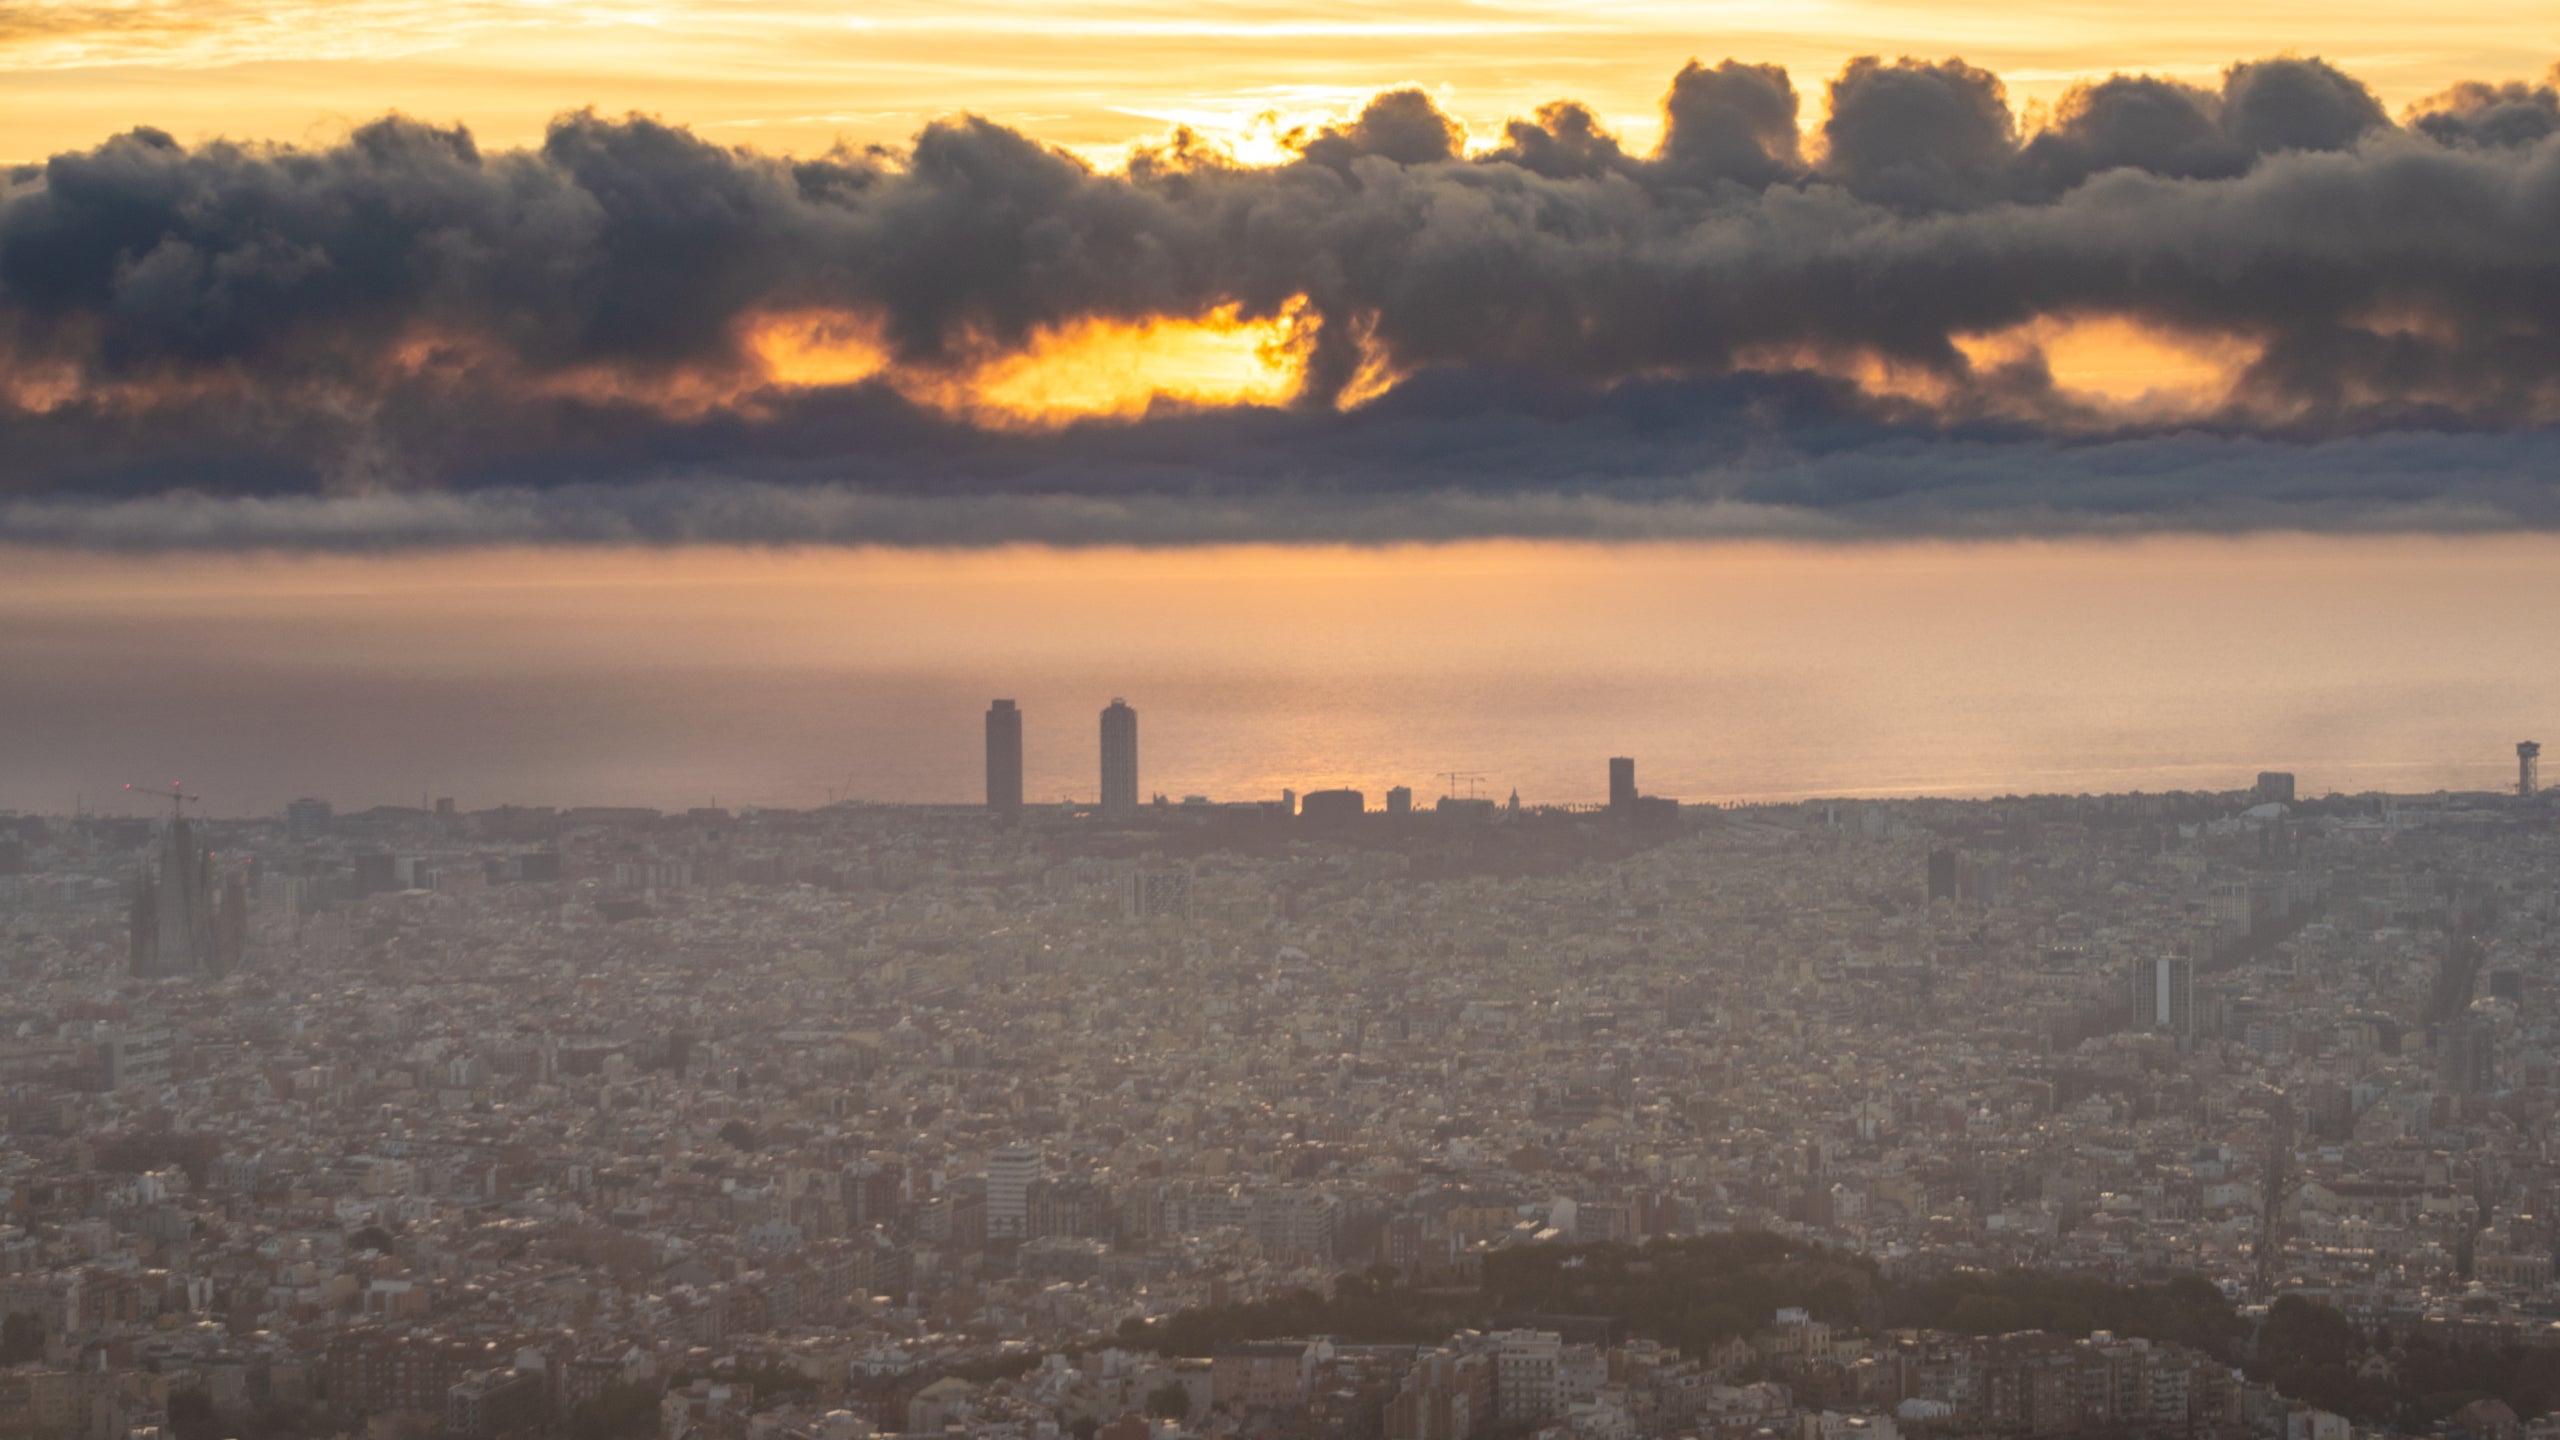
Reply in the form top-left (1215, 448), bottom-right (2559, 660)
top-left (1116, 1230), bottom-right (2560, 1429)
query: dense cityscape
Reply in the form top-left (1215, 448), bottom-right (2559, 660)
top-left (2, 703), bottom-right (2556, 1440)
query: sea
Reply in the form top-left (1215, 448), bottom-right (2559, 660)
top-left (2, 534), bottom-right (2552, 816)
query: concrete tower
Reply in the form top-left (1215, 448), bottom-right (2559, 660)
top-left (2522, 741), bottom-right (2541, 799)
top-left (985, 700), bottom-right (1023, 815)
top-left (1608, 757), bottom-right (1636, 813)
top-left (1100, 699), bottom-right (1137, 819)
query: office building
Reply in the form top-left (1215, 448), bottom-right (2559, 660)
top-left (284, 796), bottom-right (334, 840)
top-left (1387, 1350), bottom-right (1490, 1440)
top-left (986, 700), bottom-right (1023, 815)
top-left (2255, 771), bottom-right (2296, 804)
top-left (1385, 785), bottom-right (1413, 815)
top-left (445, 1369), bottom-right (545, 1440)
top-left (1125, 868), bottom-right (1190, 923)
top-left (1927, 848), bottom-right (1959, 903)
top-left (2130, 956), bottom-right (2194, 1043)
top-left (1100, 699), bottom-right (1138, 819)
top-left (2439, 1018), bottom-right (2494, 1097)
top-left (1300, 788), bottom-right (1364, 825)
top-left (986, 1143), bottom-right (1042, 1240)
top-left (2522, 741), bottom-right (2541, 799)
top-left (1608, 757), bottom-right (1636, 813)
top-left (1249, 1188), bottom-right (1341, 1260)
top-left (101, 1026), bottom-right (173, 1090)
top-left (352, 851), bottom-right (399, 896)
top-left (1494, 1330), bottom-right (1564, 1425)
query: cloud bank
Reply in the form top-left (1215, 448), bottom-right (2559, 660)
top-left (4, 52), bottom-right (2559, 548)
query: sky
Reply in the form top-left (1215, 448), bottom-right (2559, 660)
top-left (7, 1), bottom-right (2558, 165)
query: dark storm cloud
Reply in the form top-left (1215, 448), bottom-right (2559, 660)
top-left (2014, 78), bottom-right (2245, 195)
top-left (1488, 102), bottom-right (1638, 182)
top-left (1655, 60), bottom-right (1803, 189)
top-left (12, 421), bottom-right (2560, 550)
top-left (1301, 88), bottom-right (1468, 171)
top-left (1817, 56), bottom-right (2018, 209)
top-left (5, 49), bottom-right (2560, 548)
top-left (2409, 75), bottom-right (2560, 150)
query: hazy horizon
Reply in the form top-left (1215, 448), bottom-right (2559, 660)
top-left (7, 533), bottom-right (2550, 819)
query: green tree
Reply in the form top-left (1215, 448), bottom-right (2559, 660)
top-left (568, 1382), bottom-right (661, 1440)
top-left (0, 1312), bottom-right (41, 1364)
top-left (1147, 1380), bottom-right (1193, 1421)
top-left (166, 1388), bottom-right (219, 1440)
top-left (2253, 1296), bottom-right (2384, 1420)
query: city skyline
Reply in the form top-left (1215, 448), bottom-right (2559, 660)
top-left (8, 6), bottom-right (2560, 1440)
top-left (5, 718), bottom-right (2554, 1440)
top-left (21, 721), bottom-right (2549, 825)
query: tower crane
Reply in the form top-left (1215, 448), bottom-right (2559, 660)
top-left (1438, 771), bottom-right (1488, 800)
top-left (125, 782), bottom-right (200, 821)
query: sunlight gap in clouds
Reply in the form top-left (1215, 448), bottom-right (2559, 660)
top-left (1956, 318), bottom-right (2266, 417)
top-left (639, 307), bottom-right (2271, 431)
top-left (747, 304), bottom-right (1308, 426)
top-left (0, 300), bottom-right (2274, 435)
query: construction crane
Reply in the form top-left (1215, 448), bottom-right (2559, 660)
top-left (1438, 771), bottom-right (1488, 800)
top-left (125, 782), bottom-right (200, 820)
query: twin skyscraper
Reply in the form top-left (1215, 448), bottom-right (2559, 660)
top-left (985, 698), bottom-right (1139, 818)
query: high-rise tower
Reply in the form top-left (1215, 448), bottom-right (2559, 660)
top-left (1608, 757), bottom-right (1636, 813)
top-left (2522, 741), bottom-right (2541, 799)
top-left (2129, 956), bottom-right (2194, 1043)
top-left (1100, 699), bottom-right (1137, 819)
top-left (985, 700), bottom-right (1023, 815)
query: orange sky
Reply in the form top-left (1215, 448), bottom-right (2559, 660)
top-left (7, 1), bottom-right (2555, 166)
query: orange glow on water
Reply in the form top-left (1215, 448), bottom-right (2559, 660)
top-left (6, 536), bottom-right (2559, 813)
